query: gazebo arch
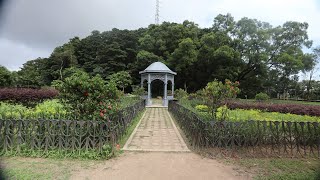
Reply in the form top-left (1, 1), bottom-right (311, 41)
top-left (139, 62), bottom-right (176, 107)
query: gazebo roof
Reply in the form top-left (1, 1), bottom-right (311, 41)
top-left (139, 62), bottom-right (177, 75)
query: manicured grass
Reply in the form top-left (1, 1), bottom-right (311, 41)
top-left (229, 158), bottom-right (320, 180)
top-left (119, 95), bottom-right (141, 109)
top-left (118, 109), bottom-right (145, 147)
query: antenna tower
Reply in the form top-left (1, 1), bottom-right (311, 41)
top-left (155, 0), bottom-right (160, 24)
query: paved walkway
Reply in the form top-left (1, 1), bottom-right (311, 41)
top-left (71, 108), bottom-right (251, 179)
top-left (123, 108), bottom-right (189, 152)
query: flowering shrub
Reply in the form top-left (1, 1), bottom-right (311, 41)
top-left (204, 79), bottom-right (240, 118)
top-left (53, 69), bottom-right (119, 120)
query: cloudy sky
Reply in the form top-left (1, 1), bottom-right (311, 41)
top-left (0, 0), bottom-right (320, 79)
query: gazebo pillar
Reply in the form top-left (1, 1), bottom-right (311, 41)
top-left (147, 74), bottom-right (151, 106)
top-left (163, 74), bottom-right (168, 106)
top-left (172, 83), bottom-right (174, 96)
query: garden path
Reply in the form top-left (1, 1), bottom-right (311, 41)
top-left (122, 108), bottom-right (189, 152)
top-left (71, 108), bottom-right (251, 180)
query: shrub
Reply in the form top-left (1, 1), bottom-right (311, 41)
top-left (131, 86), bottom-right (145, 96)
top-left (0, 88), bottom-right (59, 104)
top-left (175, 89), bottom-right (188, 100)
top-left (195, 104), bottom-right (209, 112)
top-left (52, 69), bottom-right (119, 120)
top-left (226, 100), bottom-right (320, 117)
top-left (204, 79), bottom-right (240, 117)
top-left (33, 99), bottom-right (69, 118)
top-left (0, 100), bottom-right (68, 119)
top-left (255, 92), bottom-right (269, 101)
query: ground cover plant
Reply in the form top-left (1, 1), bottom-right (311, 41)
top-left (226, 100), bottom-right (320, 117)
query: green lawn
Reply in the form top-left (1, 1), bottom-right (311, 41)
top-left (228, 158), bottom-right (320, 180)
top-left (0, 157), bottom-right (100, 180)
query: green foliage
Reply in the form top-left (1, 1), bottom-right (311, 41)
top-left (174, 88), bottom-right (188, 100)
top-left (227, 108), bottom-right (320, 122)
top-left (255, 92), bottom-right (270, 101)
top-left (179, 99), bottom-right (320, 122)
top-left (0, 100), bottom-right (68, 119)
top-left (52, 69), bottom-right (119, 119)
top-left (2, 14), bottom-right (318, 100)
top-left (195, 104), bottom-right (209, 112)
top-left (0, 65), bottom-right (13, 87)
top-left (204, 79), bottom-right (240, 117)
top-left (0, 102), bottom-right (31, 119)
top-left (108, 71), bottom-right (132, 92)
top-left (216, 105), bottom-right (229, 120)
top-left (131, 85), bottom-right (146, 96)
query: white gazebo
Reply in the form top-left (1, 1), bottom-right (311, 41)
top-left (139, 62), bottom-right (176, 107)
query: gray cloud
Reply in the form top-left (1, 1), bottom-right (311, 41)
top-left (1, 0), bottom-right (155, 49)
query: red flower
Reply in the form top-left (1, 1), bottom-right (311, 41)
top-left (116, 144), bottom-right (120, 150)
top-left (100, 112), bottom-right (104, 117)
top-left (84, 91), bottom-right (89, 96)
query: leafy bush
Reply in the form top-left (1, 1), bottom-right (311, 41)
top-left (33, 99), bottom-right (69, 118)
top-left (0, 102), bottom-right (31, 119)
top-left (131, 85), bottom-right (145, 96)
top-left (226, 101), bottom-right (320, 117)
top-left (0, 100), bottom-right (68, 119)
top-left (175, 88), bottom-right (188, 100)
top-left (195, 104), bottom-right (209, 112)
top-left (204, 79), bottom-right (240, 117)
top-left (52, 69), bottom-right (119, 119)
top-left (0, 88), bottom-right (59, 104)
top-left (255, 92), bottom-right (269, 101)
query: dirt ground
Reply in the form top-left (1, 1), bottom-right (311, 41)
top-left (70, 151), bottom-right (252, 180)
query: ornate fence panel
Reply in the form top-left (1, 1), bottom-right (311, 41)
top-left (0, 100), bottom-right (145, 156)
top-left (169, 100), bottom-right (320, 158)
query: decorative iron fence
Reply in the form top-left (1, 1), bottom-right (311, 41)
top-left (169, 100), bottom-right (320, 158)
top-left (0, 100), bottom-right (145, 156)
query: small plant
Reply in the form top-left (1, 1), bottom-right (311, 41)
top-left (216, 105), bottom-right (229, 120)
top-left (132, 86), bottom-right (145, 96)
top-left (255, 92), bottom-right (269, 101)
top-left (204, 79), bottom-right (240, 118)
top-left (195, 104), bottom-right (209, 112)
top-left (175, 89), bottom-right (188, 100)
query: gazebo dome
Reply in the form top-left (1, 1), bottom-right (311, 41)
top-left (139, 62), bottom-right (176, 75)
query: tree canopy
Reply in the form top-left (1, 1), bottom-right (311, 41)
top-left (3, 14), bottom-right (319, 99)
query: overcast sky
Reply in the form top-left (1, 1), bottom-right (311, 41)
top-left (0, 0), bottom-right (319, 79)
